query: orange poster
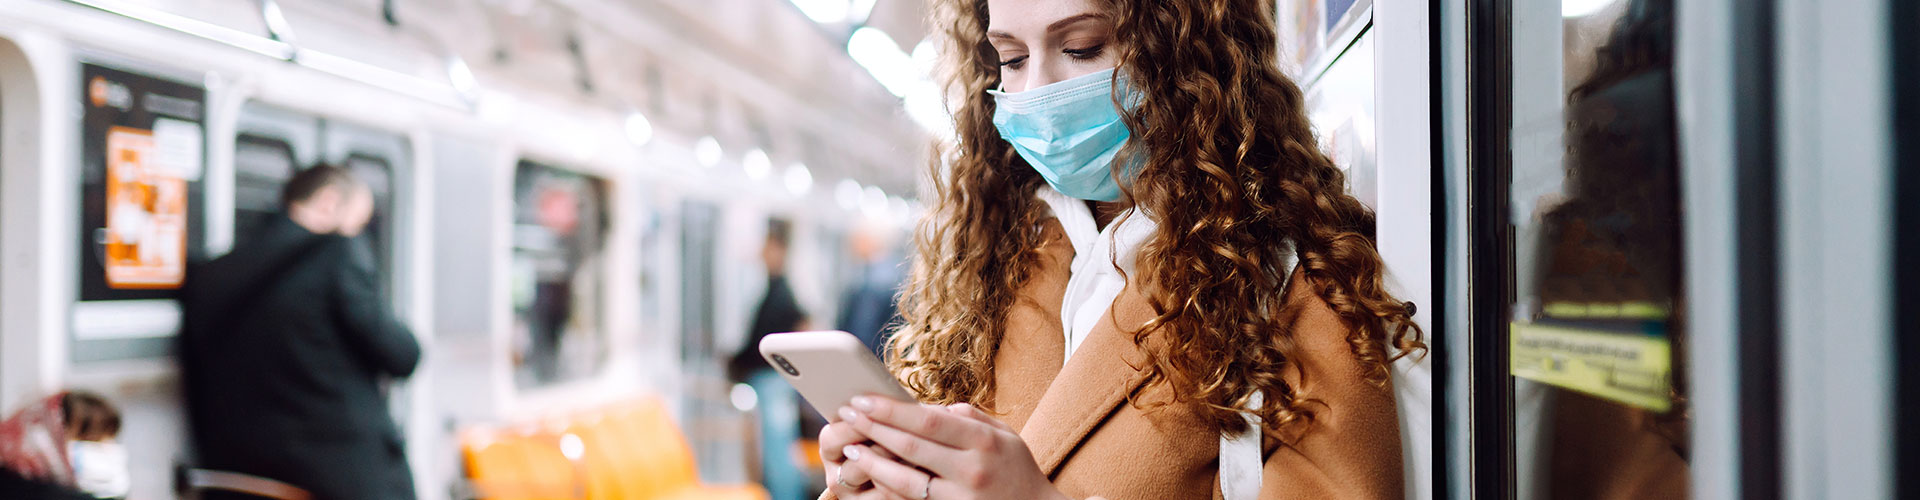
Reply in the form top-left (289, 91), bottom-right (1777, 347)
top-left (102, 125), bottom-right (188, 289)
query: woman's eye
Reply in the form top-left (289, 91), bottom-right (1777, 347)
top-left (998, 55), bottom-right (1029, 69)
top-left (1063, 45), bottom-right (1105, 60)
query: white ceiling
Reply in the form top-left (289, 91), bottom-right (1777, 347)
top-left (271, 0), bottom-right (937, 194)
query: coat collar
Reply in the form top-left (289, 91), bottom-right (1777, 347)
top-left (1013, 280), bottom-right (1160, 476)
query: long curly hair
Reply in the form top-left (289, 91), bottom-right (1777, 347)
top-left (889, 0), bottom-right (1425, 438)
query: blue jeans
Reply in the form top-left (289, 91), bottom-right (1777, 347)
top-left (750, 369), bottom-right (809, 500)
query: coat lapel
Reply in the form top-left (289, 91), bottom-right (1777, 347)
top-left (1015, 284), bottom-right (1159, 476)
top-left (992, 221), bottom-right (1075, 432)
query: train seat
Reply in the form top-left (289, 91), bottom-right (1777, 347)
top-left (459, 397), bottom-right (768, 500)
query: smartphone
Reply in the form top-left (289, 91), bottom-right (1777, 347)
top-left (758, 330), bottom-right (915, 422)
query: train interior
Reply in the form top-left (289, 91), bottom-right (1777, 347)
top-left (0, 0), bottom-right (1914, 499)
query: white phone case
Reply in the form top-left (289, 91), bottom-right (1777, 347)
top-left (757, 330), bottom-right (915, 422)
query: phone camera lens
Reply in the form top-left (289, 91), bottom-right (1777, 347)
top-left (771, 354), bottom-right (800, 376)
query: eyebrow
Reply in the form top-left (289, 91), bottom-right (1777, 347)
top-left (986, 13), bottom-right (1110, 41)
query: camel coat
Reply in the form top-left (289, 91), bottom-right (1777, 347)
top-left (828, 218), bottom-right (1404, 500)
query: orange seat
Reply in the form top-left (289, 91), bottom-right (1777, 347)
top-left (521, 425), bottom-right (585, 499)
top-left (463, 426), bottom-right (583, 500)
top-left (564, 414), bottom-right (635, 500)
top-left (461, 397), bottom-right (767, 500)
top-left (601, 399), bottom-right (768, 500)
top-left (465, 428), bottom-right (530, 499)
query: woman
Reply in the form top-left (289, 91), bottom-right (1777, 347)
top-left (0, 391), bottom-right (129, 499)
top-left (819, 0), bottom-right (1424, 498)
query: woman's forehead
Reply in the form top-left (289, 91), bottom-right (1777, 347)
top-left (985, 0), bottom-right (1108, 38)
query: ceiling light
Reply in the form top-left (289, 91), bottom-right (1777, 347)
top-left (694, 136), bottom-right (722, 168)
top-left (862, 185), bottom-right (889, 216)
top-left (835, 179), bottom-right (863, 211)
top-left (785, 163), bottom-right (814, 195)
top-left (624, 112), bottom-right (653, 146)
top-left (743, 148), bottom-right (772, 179)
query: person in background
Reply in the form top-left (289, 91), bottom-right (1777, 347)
top-left (727, 218), bottom-right (813, 500)
top-left (180, 164), bottom-right (422, 500)
top-left (836, 220), bottom-right (904, 359)
top-left (0, 391), bottom-right (129, 499)
top-left (736, 218), bottom-right (810, 374)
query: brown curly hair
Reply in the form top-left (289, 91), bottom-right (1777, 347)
top-left (889, 0), bottom-right (1425, 438)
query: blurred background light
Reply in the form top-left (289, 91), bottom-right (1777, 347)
top-left (848, 28), bottom-right (951, 138)
top-left (848, 27), bottom-right (916, 97)
top-left (624, 112), bottom-right (653, 146)
top-left (743, 148), bottom-right (772, 179)
top-left (695, 136), bottom-right (723, 168)
top-left (730, 383), bottom-right (758, 412)
top-left (835, 179), bottom-right (864, 211)
top-left (784, 163), bottom-right (814, 195)
top-left (888, 196), bottom-right (910, 225)
top-left (559, 433), bottom-right (584, 461)
top-left (861, 185), bottom-right (889, 217)
top-left (447, 56), bottom-right (477, 96)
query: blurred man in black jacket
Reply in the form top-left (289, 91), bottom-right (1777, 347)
top-left (180, 164), bottom-right (421, 500)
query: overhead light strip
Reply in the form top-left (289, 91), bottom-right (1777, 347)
top-left (64, 0), bottom-right (471, 111)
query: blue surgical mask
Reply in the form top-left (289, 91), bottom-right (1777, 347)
top-left (989, 69), bottom-right (1138, 202)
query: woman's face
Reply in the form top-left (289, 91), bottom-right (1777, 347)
top-left (985, 0), bottom-right (1120, 93)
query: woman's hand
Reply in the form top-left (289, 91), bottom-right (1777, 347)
top-left (820, 404), bottom-right (894, 499)
top-left (824, 396), bottom-right (1071, 500)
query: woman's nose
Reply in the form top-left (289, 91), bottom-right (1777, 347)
top-left (1013, 59), bottom-right (1069, 93)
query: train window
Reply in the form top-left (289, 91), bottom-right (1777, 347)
top-left (1500, 1), bottom-right (1690, 498)
top-left (343, 152), bottom-right (397, 297)
top-left (510, 161), bottom-right (610, 387)
top-left (232, 134), bottom-right (298, 247)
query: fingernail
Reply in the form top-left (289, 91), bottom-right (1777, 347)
top-left (843, 445), bottom-right (863, 461)
top-left (838, 407), bottom-right (859, 422)
top-left (851, 396), bottom-right (874, 411)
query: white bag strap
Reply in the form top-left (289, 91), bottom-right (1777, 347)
top-left (1220, 391), bottom-right (1265, 500)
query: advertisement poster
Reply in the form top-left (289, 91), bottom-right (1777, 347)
top-left (79, 63), bottom-right (206, 302)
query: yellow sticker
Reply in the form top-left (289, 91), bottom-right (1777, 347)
top-left (1509, 322), bottom-right (1672, 412)
top-left (1540, 301), bottom-right (1669, 320)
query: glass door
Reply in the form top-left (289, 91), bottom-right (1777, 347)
top-left (1507, 2), bottom-right (1690, 498)
top-left (1465, 1), bottom-right (1703, 498)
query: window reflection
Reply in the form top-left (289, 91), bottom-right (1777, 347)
top-left (511, 161), bottom-right (610, 386)
top-left (1510, 1), bottom-right (1691, 498)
